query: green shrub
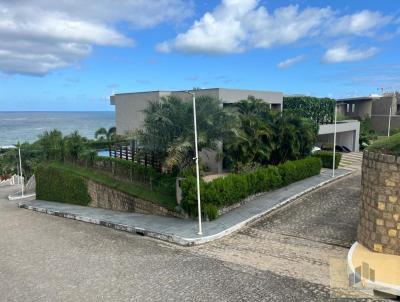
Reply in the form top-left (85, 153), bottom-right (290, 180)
top-left (181, 157), bottom-right (321, 218)
top-left (368, 133), bottom-right (400, 156)
top-left (278, 157), bottom-right (322, 186)
top-left (203, 203), bottom-right (218, 220)
top-left (313, 151), bottom-right (342, 169)
top-left (36, 164), bottom-right (91, 206)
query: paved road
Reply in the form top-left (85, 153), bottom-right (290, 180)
top-left (0, 173), bottom-right (387, 301)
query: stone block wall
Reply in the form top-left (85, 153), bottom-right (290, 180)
top-left (358, 151), bottom-right (400, 255)
top-left (87, 181), bottom-right (185, 219)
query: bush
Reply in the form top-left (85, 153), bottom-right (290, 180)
top-left (368, 133), bottom-right (400, 156)
top-left (313, 151), bottom-right (342, 169)
top-left (181, 157), bottom-right (321, 219)
top-left (36, 164), bottom-right (91, 206)
top-left (203, 204), bottom-right (218, 220)
top-left (278, 157), bottom-right (323, 185)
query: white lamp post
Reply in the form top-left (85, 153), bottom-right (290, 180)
top-left (388, 105), bottom-right (392, 137)
top-left (18, 147), bottom-right (24, 197)
top-left (186, 90), bottom-right (203, 235)
top-left (332, 104), bottom-right (337, 178)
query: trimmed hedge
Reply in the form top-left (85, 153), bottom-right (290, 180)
top-left (36, 164), bottom-right (91, 206)
top-left (313, 151), bottom-right (342, 169)
top-left (181, 157), bottom-right (322, 219)
top-left (368, 133), bottom-right (400, 156)
top-left (44, 162), bottom-right (177, 210)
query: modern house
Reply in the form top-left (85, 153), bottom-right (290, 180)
top-left (110, 88), bottom-right (360, 173)
top-left (110, 88), bottom-right (283, 136)
top-left (337, 92), bottom-right (400, 134)
top-left (110, 88), bottom-right (283, 173)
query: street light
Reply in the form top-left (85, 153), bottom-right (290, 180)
top-left (186, 90), bottom-right (203, 235)
top-left (332, 103), bottom-right (337, 178)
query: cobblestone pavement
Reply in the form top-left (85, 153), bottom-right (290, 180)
top-left (193, 172), bottom-right (390, 301)
top-left (0, 174), bottom-right (390, 301)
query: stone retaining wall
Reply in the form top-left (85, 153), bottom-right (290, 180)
top-left (358, 151), bottom-right (400, 255)
top-left (87, 181), bottom-right (185, 219)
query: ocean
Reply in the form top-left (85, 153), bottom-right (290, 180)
top-left (0, 111), bottom-right (115, 147)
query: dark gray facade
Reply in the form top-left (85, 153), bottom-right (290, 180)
top-left (337, 93), bottom-right (400, 134)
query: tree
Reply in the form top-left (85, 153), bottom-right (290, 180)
top-left (270, 112), bottom-right (318, 164)
top-left (137, 95), bottom-right (233, 170)
top-left (95, 127), bottom-right (116, 141)
top-left (224, 97), bottom-right (274, 170)
top-left (37, 129), bottom-right (64, 161)
top-left (224, 97), bottom-right (318, 169)
top-left (64, 131), bottom-right (87, 162)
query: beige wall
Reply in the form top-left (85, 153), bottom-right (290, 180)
top-left (113, 92), bottom-right (162, 136)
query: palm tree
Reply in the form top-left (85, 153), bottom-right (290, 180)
top-left (224, 97), bottom-right (274, 170)
top-left (37, 129), bottom-right (64, 161)
top-left (137, 95), bottom-right (232, 170)
top-left (269, 112), bottom-right (318, 164)
top-left (95, 127), bottom-right (116, 141)
top-left (64, 130), bottom-right (87, 162)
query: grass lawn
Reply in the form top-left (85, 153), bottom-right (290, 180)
top-left (49, 162), bottom-right (177, 211)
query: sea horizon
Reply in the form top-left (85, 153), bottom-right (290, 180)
top-left (0, 111), bottom-right (115, 147)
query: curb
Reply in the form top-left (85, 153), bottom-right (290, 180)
top-left (18, 170), bottom-right (352, 246)
top-left (347, 242), bottom-right (400, 297)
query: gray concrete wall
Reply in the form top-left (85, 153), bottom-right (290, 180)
top-left (337, 99), bottom-right (372, 119)
top-left (370, 96), bottom-right (398, 134)
top-left (371, 96), bottom-right (395, 116)
top-left (318, 120), bottom-right (360, 151)
top-left (218, 88), bottom-right (282, 105)
top-left (112, 91), bottom-right (162, 136)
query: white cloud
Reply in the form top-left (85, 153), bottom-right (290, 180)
top-left (158, 1), bottom-right (331, 53)
top-left (328, 10), bottom-right (392, 36)
top-left (277, 55), bottom-right (305, 69)
top-left (322, 45), bottom-right (378, 63)
top-left (157, 0), bottom-right (393, 56)
top-left (0, 0), bottom-right (192, 75)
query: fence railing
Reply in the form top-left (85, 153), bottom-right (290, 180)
top-left (107, 144), bottom-right (165, 173)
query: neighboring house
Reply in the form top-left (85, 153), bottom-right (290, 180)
top-left (337, 92), bottom-right (400, 134)
top-left (317, 120), bottom-right (360, 152)
top-left (110, 88), bottom-right (360, 174)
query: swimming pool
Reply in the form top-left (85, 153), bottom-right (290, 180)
top-left (97, 149), bottom-right (110, 157)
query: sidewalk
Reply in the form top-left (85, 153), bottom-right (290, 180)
top-left (18, 169), bottom-right (351, 246)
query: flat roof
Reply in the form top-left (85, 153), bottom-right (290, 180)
top-left (337, 96), bottom-right (381, 102)
top-left (112, 87), bottom-right (282, 96)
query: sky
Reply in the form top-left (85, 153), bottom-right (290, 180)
top-left (0, 0), bottom-right (399, 111)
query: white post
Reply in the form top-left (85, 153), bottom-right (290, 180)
top-left (332, 104), bottom-right (337, 178)
top-left (191, 91), bottom-right (203, 235)
top-left (16, 164), bottom-right (20, 185)
top-left (388, 106), bottom-right (392, 137)
top-left (18, 147), bottom-right (24, 197)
